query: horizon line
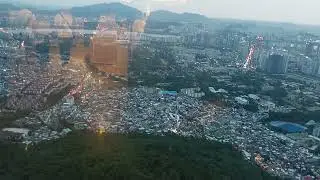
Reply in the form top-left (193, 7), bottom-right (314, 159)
top-left (3, 1), bottom-right (320, 27)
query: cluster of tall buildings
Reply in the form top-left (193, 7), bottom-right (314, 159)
top-left (253, 41), bottom-right (320, 76)
top-left (259, 51), bottom-right (289, 74)
top-left (235, 33), bottom-right (320, 77)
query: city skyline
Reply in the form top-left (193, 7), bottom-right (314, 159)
top-left (4, 0), bottom-right (320, 25)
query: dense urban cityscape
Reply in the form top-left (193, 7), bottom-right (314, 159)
top-left (1, 1), bottom-right (320, 180)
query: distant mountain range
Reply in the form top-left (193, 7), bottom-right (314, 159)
top-left (1, 1), bottom-right (319, 35)
top-left (148, 10), bottom-right (212, 24)
top-left (0, 0), bottom-right (62, 10)
top-left (0, 2), bottom-right (144, 20)
top-left (70, 3), bottom-right (143, 20)
top-left (0, 3), bottom-right (20, 12)
top-left (0, 2), bottom-right (213, 23)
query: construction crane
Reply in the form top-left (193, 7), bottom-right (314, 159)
top-left (243, 35), bottom-right (264, 69)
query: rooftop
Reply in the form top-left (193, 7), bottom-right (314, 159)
top-left (270, 121), bottom-right (307, 133)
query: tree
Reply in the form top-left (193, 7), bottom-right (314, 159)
top-left (0, 133), bottom-right (277, 180)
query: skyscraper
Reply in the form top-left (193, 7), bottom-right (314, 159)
top-left (264, 54), bottom-right (288, 74)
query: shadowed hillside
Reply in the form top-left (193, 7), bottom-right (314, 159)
top-left (0, 132), bottom-right (278, 180)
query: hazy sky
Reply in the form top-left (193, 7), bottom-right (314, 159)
top-left (7, 0), bottom-right (320, 25)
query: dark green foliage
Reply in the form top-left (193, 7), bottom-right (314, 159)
top-left (231, 71), bottom-right (264, 89)
top-left (0, 132), bottom-right (277, 180)
top-left (84, 22), bottom-right (99, 30)
top-left (244, 101), bottom-right (259, 113)
top-left (149, 11), bottom-right (211, 23)
top-left (129, 44), bottom-right (179, 87)
top-left (0, 111), bottom-right (30, 129)
top-left (262, 87), bottom-right (287, 105)
top-left (145, 21), bottom-right (182, 30)
top-left (267, 110), bottom-right (320, 124)
top-left (195, 53), bottom-right (208, 62)
top-left (0, 32), bottom-right (11, 41)
top-left (45, 85), bottom-right (72, 108)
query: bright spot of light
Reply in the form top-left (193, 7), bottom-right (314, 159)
top-left (97, 126), bottom-right (106, 135)
top-left (121, 0), bottom-right (189, 4)
top-left (121, 0), bottom-right (135, 3)
top-left (146, 5), bottom-right (151, 17)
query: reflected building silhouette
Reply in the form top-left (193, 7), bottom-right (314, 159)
top-left (97, 15), bottom-right (117, 32)
top-left (132, 19), bottom-right (146, 33)
top-left (85, 16), bottom-right (129, 77)
top-left (44, 14), bottom-right (151, 77)
top-left (54, 11), bottom-right (73, 65)
top-left (128, 13), bottom-right (148, 62)
top-left (8, 9), bottom-right (33, 28)
top-left (91, 32), bottom-right (128, 76)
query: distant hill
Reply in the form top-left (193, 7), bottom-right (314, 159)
top-left (0, 3), bottom-right (20, 12)
top-left (148, 10), bottom-right (212, 24)
top-left (0, 0), bottom-right (64, 10)
top-left (0, 2), bottom-right (144, 21)
top-left (0, 2), bottom-right (57, 16)
top-left (70, 3), bottom-right (143, 20)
